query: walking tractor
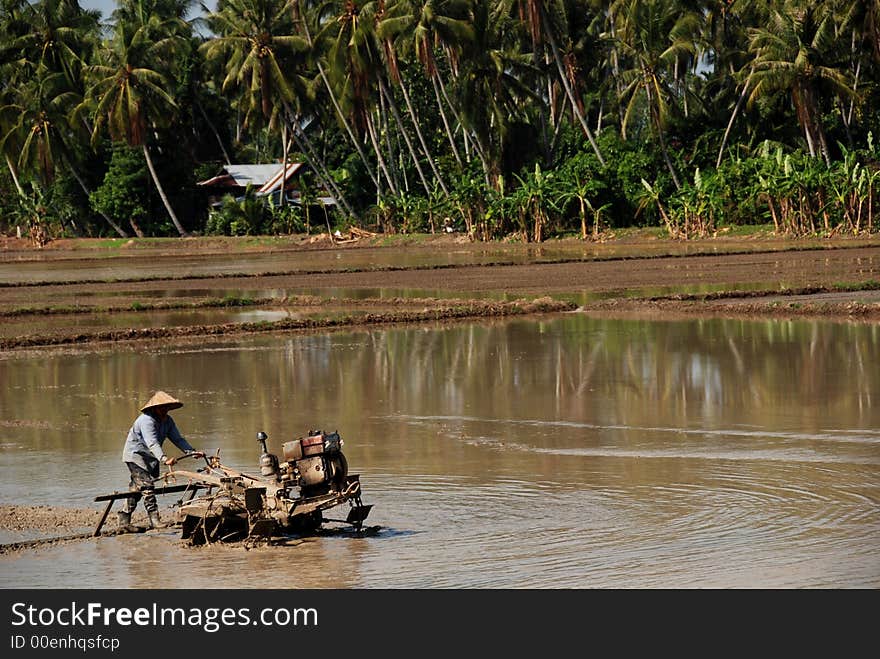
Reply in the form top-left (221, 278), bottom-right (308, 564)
top-left (93, 429), bottom-right (374, 545)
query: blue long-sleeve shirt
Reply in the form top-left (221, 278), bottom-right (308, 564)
top-left (122, 412), bottom-right (194, 473)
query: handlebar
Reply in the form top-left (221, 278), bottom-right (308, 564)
top-left (165, 451), bottom-right (215, 471)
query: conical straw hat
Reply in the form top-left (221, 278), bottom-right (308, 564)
top-left (140, 391), bottom-right (183, 413)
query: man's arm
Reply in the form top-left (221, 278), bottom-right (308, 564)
top-left (165, 417), bottom-right (195, 454)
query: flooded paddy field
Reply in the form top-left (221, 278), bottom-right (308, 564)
top-left (1, 235), bottom-right (878, 588)
top-left (1, 315), bottom-right (878, 588)
top-left (2, 240), bottom-right (879, 350)
top-left (3, 233), bottom-right (868, 285)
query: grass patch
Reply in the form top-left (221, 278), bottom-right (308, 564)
top-left (90, 238), bottom-right (130, 249)
top-left (92, 237), bottom-right (178, 250)
top-left (1, 296), bottom-right (274, 317)
top-left (713, 223), bottom-right (777, 237)
top-left (203, 295), bottom-right (257, 307)
top-left (832, 280), bottom-right (880, 292)
top-left (372, 233), bottom-right (437, 247)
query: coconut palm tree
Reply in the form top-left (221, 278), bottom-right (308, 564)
top-left (8, 0), bottom-right (101, 88)
top-left (746, 0), bottom-right (856, 166)
top-left (1, 70), bottom-right (130, 236)
top-left (200, 0), bottom-right (307, 127)
top-left (84, 13), bottom-right (189, 235)
top-left (202, 0), bottom-right (303, 209)
top-left (1, 0), bottom-right (46, 195)
top-left (317, 0), bottom-right (392, 192)
top-left (511, 0), bottom-right (606, 165)
top-left (292, 0), bottom-right (383, 194)
top-left (694, 0), bottom-right (767, 166)
top-left (374, 0), bottom-right (450, 195)
top-left (0, 0), bottom-right (130, 236)
top-left (456, 0), bottom-right (535, 185)
top-left (379, 0), bottom-right (473, 168)
top-left (202, 0), bottom-right (358, 217)
top-left (606, 0), bottom-right (701, 190)
top-left (322, 0), bottom-right (437, 197)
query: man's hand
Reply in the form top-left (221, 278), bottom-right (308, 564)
top-left (188, 451), bottom-right (205, 459)
top-left (164, 456), bottom-right (177, 466)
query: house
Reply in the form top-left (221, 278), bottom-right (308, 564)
top-left (197, 163), bottom-right (305, 207)
top-left (197, 162), bottom-right (340, 222)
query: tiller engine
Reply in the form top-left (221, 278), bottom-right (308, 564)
top-left (162, 430), bottom-right (372, 545)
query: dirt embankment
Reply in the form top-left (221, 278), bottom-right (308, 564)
top-left (0, 298), bottom-right (576, 349)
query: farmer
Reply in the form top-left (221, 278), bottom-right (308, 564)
top-left (119, 391), bottom-right (202, 531)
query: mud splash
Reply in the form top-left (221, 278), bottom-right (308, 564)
top-left (0, 504), bottom-right (107, 532)
top-left (0, 504), bottom-right (144, 555)
top-left (0, 504), bottom-right (381, 556)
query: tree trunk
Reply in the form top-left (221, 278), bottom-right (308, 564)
top-left (803, 84), bottom-right (831, 167)
top-left (647, 85), bottom-right (681, 190)
top-left (142, 144), bottom-right (187, 236)
top-left (716, 71), bottom-right (751, 168)
top-left (436, 70), bottom-right (492, 182)
top-left (297, 12), bottom-right (381, 193)
top-left (529, 32), bottom-right (551, 166)
top-left (129, 217), bottom-right (145, 238)
top-left (366, 112), bottom-right (397, 195)
top-left (840, 42), bottom-right (860, 148)
top-left (280, 122), bottom-right (289, 210)
top-left (579, 198), bottom-right (587, 240)
top-left (292, 125), bottom-right (353, 218)
top-left (436, 72), bottom-right (476, 162)
top-left (540, 4), bottom-right (605, 166)
top-left (431, 73), bottom-right (462, 168)
top-left (316, 58), bottom-right (381, 192)
top-left (396, 71), bottom-right (449, 195)
top-left (195, 97), bottom-right (232, 165)
top-left (378, 94), bottom-right (403, 192)
top-left (794, 88), bottom-right (817, 159)
top-left (609, 25), bottom-right (626, 133)
top-left (547, 52), bottom-right (557, 129)
top-left (6, 155), bottom-right (25, 196)
top-left (286, 112), bottom-right (357, 220)
top-left (657, 124), bottom-right (681, 191)
top-left (378, 76), bottom-right (433, 196)
top-left (64, 156), bottom-right (129, 237)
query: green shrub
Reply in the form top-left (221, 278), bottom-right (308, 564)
top-left (205, 187), bottom-right (267, 236)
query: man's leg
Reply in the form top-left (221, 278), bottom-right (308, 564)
top-left (142, 463), bottom-right (170, 529)
top-left (118, 463), bottom-right (156, 530)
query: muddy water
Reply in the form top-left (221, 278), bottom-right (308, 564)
top-left (1, 315), bottom-right (878, 588)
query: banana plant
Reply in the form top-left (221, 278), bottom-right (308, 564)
top-left (638, 177), bottom-right (677, 238)
top-left (551, 169), bottom-right (607, 240)
top-left (514, 163), bottom-right (556, 242)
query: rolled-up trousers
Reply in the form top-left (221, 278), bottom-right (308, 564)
top-left (122, 462), bottom-right (159, 515)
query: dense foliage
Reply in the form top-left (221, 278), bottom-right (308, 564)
top-left (2, 0), bottom-right (879, 241)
